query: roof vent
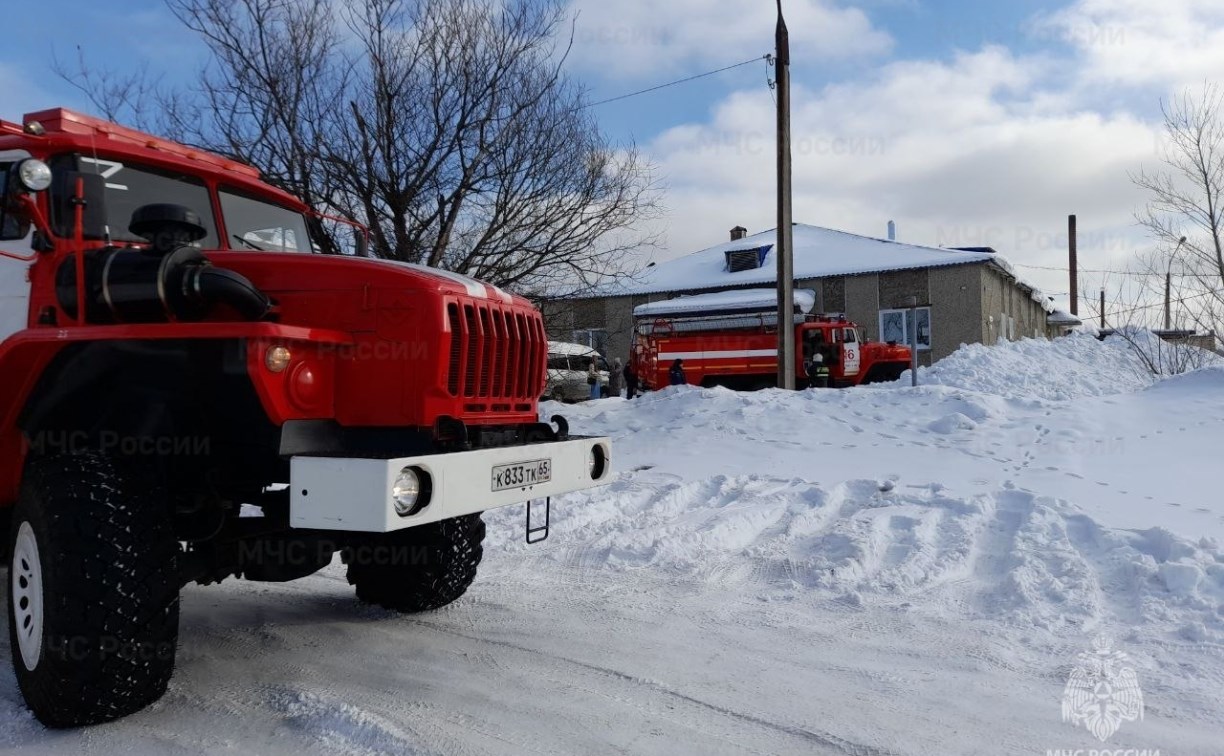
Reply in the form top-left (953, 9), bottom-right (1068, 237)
top-left (730, 225), bottom-right (748, 241)
top-left (724, 245), bottom-right (770, 272)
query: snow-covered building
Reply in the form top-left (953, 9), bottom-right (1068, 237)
top-left (543, 223), bottom-right (1058, 366)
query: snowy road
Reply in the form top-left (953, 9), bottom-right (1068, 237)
top-left (3, 335), bottom-right (1223, 753)
top-left (4, 559), bottom-right (1218, 755)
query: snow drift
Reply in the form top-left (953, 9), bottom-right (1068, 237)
top-left (898, 332), bottom-right (1223, 401)
top-left (513, 335), bottom-right (1224, 645)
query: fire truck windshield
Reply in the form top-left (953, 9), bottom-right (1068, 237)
top-left (49, 155), bottom-right (219, 247)
top-left (219, 188), bottom-right (313, 253)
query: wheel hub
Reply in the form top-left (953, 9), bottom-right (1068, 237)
top-left (11, 522), bottom-right (44, 671)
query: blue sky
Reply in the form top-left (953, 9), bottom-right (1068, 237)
top-left (5, 0), bottom-right (1220, 311)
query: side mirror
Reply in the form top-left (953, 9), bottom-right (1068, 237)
top-left (51, 171), bottom-right (108, 241)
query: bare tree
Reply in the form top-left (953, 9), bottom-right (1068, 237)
top-left (1133, 85), bottom-right (1224, 336)
top-left (64, 0), bottom-right (659, 293)
top-left (1083, 275), bottom-right (1220, 377)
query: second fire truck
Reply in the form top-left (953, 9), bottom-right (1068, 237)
top-left (630, 290), bottom-right (913, 390)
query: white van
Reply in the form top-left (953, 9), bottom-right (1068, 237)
top-left (544, 341), bottom-right (610, 402)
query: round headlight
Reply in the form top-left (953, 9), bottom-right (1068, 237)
top-left (264, 345), bottom-right (292, 373)
top-left (15, 159), bottom-right (52, 192)
top-left (588, 444), bottom-right (607, 480)
top-left (392, 467), bottom-right (422, 517)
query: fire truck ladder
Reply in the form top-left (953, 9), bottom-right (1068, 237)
top-left (636, 309), bottom-right (806, 335)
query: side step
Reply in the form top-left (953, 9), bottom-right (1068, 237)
top-left (526, 498), bottom-right (550, 544)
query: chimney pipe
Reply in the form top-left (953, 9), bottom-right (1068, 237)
top-left (1068, 214), bottom-right (1078, 316)
top-left (887, 220), bottom-right (896, 241)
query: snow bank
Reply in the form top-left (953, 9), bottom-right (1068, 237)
top-left (900, 332), bottom-right (1222, 401)
top-left (490, 474), bottom-right (1224, 637)
top-left (513, 336), bottom-right (1224, 642)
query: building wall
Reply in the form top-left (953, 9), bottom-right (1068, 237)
top-left (541, 295), bottom-right (640, 363)
top-left (978, 266), bottom-right (1053, 345)
top-left (843, 274), bottom-right (880, 341)
top-left (822, 277), bottom-right (845, 313)
top-left (878, 269), bottom-right (929, 312)
top-left (929, 264), bottom-right (984, 359)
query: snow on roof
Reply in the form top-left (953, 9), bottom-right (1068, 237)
top-left (589, 223), bottom-right (1057, 314)
top-left (633, 288), bottom-right (816, 318)
top-left (547, 341), bottom-right (601, 357)
top-left (600, 224), bottom-right (995, 297)
top-left (1047, 309), bottom-right (1083, 326)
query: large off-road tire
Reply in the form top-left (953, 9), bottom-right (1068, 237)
top-left (345, 514), bottom-right (485, 612)
top-left (6, 454), bottom-right (180, 728)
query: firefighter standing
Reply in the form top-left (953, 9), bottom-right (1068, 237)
top-left (805, 352), bottom-right (830, 388)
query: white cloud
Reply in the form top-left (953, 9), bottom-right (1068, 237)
top-left (1037, 0), bottom-right (1224, 90)
top-left (639, 45), bottom-right (1167, 307)
top-left (565, 0), bottom-right (892, 80)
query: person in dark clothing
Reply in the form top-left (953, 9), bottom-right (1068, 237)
top-left (623, 360), bottom-right (638, 399)
top-left (668, 358), bottom-right (686, 386)
top-left (805, 352), bottom-right (830, 388)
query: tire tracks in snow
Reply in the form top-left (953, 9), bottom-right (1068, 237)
top-left (403, 618), bottom-right (899, 756)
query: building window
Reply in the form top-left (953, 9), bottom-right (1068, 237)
top-left (572, 328), bottom-right (608, 355)
top-left (879, 307), bottom-right (932, 351)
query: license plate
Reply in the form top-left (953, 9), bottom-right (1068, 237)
top-left (491, 459), bottom-right (552, 492)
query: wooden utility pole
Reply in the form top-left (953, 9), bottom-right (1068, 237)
top-left (1166, 237), bottom-right (1187, 331)
top-left (1164, 272), bottom-right (1172, 330)
top-left (1068, 215), bottom-right (1078, 316)
top-left (906, 296), bottom-right (919, 386)
top-left (775, 0), bottom-right (796, 389)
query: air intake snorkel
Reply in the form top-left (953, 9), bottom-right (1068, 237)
top-left (57, 203), bottom-right (272, 323)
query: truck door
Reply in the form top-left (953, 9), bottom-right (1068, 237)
top-left (842, 327), bottom-right (860, 376)
top-left (0, 153), bottom-right (35, 342)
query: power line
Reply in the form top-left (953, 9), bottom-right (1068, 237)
top-left (1093, 287), bottom-right (1223, 320)
top-left (1012, 262), bottom-right (1197, 277)
top-left (580, 55), bottom-right (770, 110)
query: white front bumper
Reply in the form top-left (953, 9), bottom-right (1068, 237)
top-left (289, 437), bottom-right (611, 532)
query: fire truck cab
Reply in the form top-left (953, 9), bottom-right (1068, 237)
top-left (0, 108), bottom-right (610, 728)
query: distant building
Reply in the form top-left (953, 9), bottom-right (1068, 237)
top-left (1099, 329), bottom-right (1220, 354)
top-left (542, 223), bottom-right (1060, 366)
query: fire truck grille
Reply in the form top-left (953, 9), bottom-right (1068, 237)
top-left (445, 300), bottom-right (545, 407)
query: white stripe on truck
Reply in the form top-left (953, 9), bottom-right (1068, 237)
top-left (657, 349), bottom-right (778, 360)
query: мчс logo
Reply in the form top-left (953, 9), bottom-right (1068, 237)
top-left (1061, 635), bottom-right (1144, 741)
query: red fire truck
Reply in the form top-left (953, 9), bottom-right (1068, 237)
top-left (630, 290), bottom-right (912, 390)
top-left (0, 108), bottom-right (610, 727)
